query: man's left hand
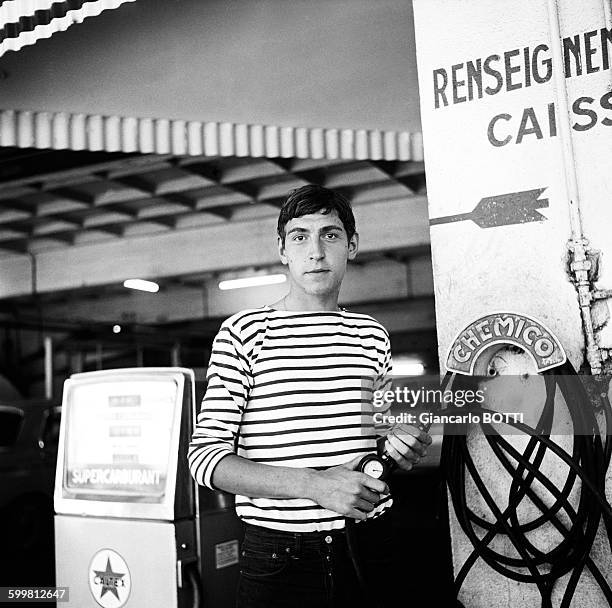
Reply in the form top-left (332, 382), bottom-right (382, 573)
top-left (383, 424), bottom-right (432, 472)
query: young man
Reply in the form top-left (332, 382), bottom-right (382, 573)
top-left (188, 185), bottom-right (431, 608)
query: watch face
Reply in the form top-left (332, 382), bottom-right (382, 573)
top-left (363, 459), bottom-right (385, 479)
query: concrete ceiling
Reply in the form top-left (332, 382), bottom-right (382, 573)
top-left (0, 147), bottom-right (438, 393)
top-left (0, 148), bottom-right (427, 257)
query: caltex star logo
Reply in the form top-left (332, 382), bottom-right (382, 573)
top-left (94, 557), bottom-right (125, 600)
top-left (89, 549), bottom-right (131, 608)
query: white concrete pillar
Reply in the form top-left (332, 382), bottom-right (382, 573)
top-left (412, 1), bottom-right (612, 606)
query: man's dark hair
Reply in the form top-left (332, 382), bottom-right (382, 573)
top-left (277, 185), bottom-right (356, 243)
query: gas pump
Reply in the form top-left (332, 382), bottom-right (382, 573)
top-left (54, 368), bottom-right (243, 608)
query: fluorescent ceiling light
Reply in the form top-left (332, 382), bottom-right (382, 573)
top-left (123, 279), bottom-right (159, 293)
top-left (219, 274), bottom-right (287, 291)
top-left (392, 358), bottom-right (425, 376)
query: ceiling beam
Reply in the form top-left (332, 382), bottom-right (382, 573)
top-left (0, 153), bottom-right (168, 191)
top-left (49, 186), bottom-right (96, 205)
top-left (370, 160), bottom-right (427, 194)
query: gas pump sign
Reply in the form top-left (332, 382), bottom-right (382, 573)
top-left (63, 378), bottom-right (178, 501)
top-left (55, 369), bottom-right (190, 520)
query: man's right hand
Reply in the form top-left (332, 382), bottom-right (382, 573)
top-left (307, 456), bottom-right (390, 520)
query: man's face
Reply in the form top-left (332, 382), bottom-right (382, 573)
top-left (278, 209), bottom-right (358, 298)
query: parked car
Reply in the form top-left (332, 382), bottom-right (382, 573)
top-left (0, 398), bottom-right (61, 587)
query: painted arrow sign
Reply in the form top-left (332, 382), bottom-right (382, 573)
top-left (430, 188), bottom-right (549, 228)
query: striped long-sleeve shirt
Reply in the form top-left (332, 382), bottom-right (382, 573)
top-left (188, 306), bottom-right (393, 532)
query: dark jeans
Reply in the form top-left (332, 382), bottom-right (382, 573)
top-left (236, 513), bottom-right (399, 608)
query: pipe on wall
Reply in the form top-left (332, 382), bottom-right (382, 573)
top-left (547, 0), bottom-right (603, 374)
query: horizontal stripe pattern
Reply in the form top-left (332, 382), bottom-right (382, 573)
top-left (188, 306), bottom-right (393, 532)
top-left (0, 0), bottom-right (137, 57)
top-left (1, 1), bottom-right (92, 42)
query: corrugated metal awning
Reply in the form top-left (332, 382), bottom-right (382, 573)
top-left (0, 0), bottom-right (137, 57)
top-left (0, 108), bottom-right (423, 161)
